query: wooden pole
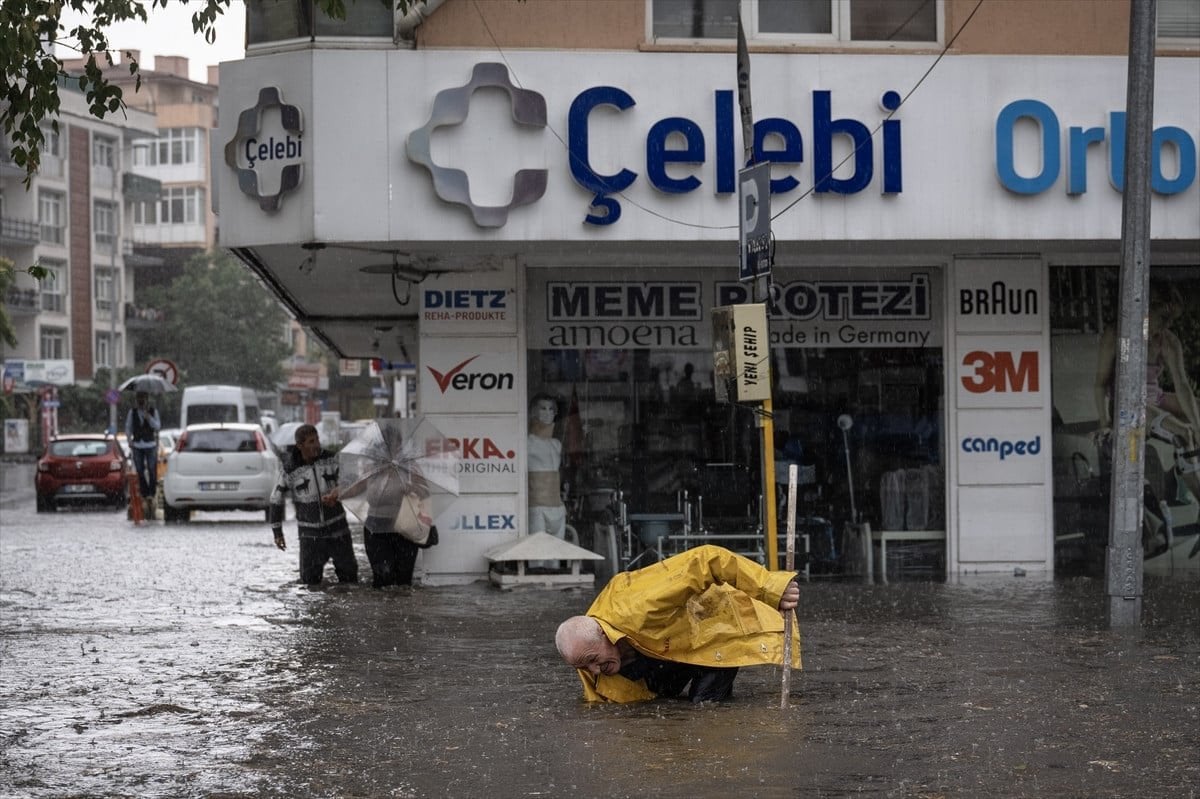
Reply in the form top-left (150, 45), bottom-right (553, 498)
top-left (781, 464), bottom-right (798, 708)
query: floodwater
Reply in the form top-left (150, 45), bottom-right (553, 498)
top-left (2, 462), bottom-right (1198, 798)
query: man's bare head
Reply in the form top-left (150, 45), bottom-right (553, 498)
top-left (555, 616), bottom-right (622, 677)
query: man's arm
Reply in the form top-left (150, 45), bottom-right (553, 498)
top-left (267, 468), bottom-right (288, 550)
top-left (148, 406), bottom-right (161, 432)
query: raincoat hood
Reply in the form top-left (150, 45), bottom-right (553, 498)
top-left (577, 545), bottom-right (802, 703)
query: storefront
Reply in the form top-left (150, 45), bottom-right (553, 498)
top-left (214, 49), bottom-right (1199, 584)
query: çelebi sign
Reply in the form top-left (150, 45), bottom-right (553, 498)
top-left (712, 303), bottom-right (771, 403)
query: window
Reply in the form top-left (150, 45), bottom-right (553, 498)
top-left (95, 267), bottom-right (117, 315)
top-left (40, 327), bottom-right (67, 359)
top-left (1159, 0), bottom-right (1200, 39)
top-left (93, 135), bottom-right (116, 169)
top-left (247, 0), bottom-right (392, 44)
top-left (94, 201), bottom-right (117, 246)
top-left (133, 199), bottom-right (157, 225)
top-left (652, 0), bottom-right (938, 44)
top-left (41, 126), bottom-right (61, 158)
top-left (158, 186), bottom-right (206, 224)
top-left (149, 128), bottom-right (202, 166)
top-left (40, 260), bottom-right (66, 313)
top-left (38, 191), bottom-right (65, 244)
top-left (96, 331), bottom-right (121, 369)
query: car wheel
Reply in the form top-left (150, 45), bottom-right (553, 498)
top-left (36, 495), bottom-right (53, 513)
top-left (163, 503), bottom-right (188, 524)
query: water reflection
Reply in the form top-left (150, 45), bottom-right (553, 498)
top-left (2, 499), bottom-right (1197, 798)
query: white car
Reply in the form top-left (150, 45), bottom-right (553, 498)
top-left (162, 423), bottom-right (280, 523)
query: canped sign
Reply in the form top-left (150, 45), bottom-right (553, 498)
top-left (418, 338), bottom-right (518, 413)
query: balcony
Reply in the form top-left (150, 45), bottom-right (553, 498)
top-left (4, 288), bottom-right (40, 316)
top-left (124, 303), bottom-right (166, 329)
top-left (0, 216), bottom-right (40, 247)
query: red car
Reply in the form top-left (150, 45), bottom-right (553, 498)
top-left (35, 434), bottom-right (128, 512)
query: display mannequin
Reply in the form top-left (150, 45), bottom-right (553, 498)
top-left (528, 394), bottom-right (566, 543)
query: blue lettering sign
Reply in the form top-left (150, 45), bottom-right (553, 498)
top-left (996, 100), bottom-right (1196, 195)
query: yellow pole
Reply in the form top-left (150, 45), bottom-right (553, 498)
top-left (761, 396), bottom-right (778, 568)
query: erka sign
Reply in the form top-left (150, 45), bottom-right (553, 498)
top-left (960, 350), bottom-right (1039, 394)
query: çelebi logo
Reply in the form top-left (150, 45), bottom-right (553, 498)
top-left (960, 351), bottom-right (1039, 394)
top-left (406, 63), bottom-right (548, 228)
top-left (426, 355), bottom-right (515, 394)
top-left (224, 87), bottom-right (304, 212)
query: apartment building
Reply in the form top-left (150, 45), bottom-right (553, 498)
top-left (211, 0), bottom-right (1199, 583)
top-left (1, 84), bottom-right (158, 390)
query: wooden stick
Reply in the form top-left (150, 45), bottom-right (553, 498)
top-left (781, 464), bottom-right (798, 709)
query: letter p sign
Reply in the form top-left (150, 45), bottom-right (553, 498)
top-left (739, 163), bottom-right (772, 282)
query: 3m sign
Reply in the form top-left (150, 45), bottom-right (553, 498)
top-left (960, 350), bottom-right (1039, 393)
top-left (955, 336), bottom-right (1045, 410)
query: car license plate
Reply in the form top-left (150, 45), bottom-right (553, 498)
top-left (200, 482), bottom-right (238, 491)
top-left (63, 484), bottom-right (91, 493)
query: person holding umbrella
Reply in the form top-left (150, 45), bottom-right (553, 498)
top-left (125, 390), bottom-right (161, 516)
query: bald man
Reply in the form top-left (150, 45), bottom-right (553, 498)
top-left (556, 545), bottom-right (801, 703)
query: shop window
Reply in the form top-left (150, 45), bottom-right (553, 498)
top-left (526, 266), bottom-right (945, 576)
top-left (1049, 265), bottom-right (1200, 576)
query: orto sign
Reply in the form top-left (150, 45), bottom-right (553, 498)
top-left (223, 87), bottom-right (304, 212)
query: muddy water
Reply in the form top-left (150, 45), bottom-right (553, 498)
top-left (2, 482), bottom-right (1198, 798)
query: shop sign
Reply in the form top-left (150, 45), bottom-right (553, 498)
top-left (2, 359), bottom-right (74, 388)
top-left (223, 87), bottom-right (304, 212)
top-left (434, 495), bottom-right (519, 534)
top-left (418, 338), bottom-right (518, 413)
top-left (425, 414), bottom-right (521, 493)
top-left (716, 269), bottom-right (942, 349)
top-left (996, 100), bottom-right (1197, 196)
top-left (955, 259), bottom-right (1043, 334)
top-left (956, 335), bottom-right (1045, 409)
top-left (956, 409), bottom-right (1046, 485)
top-left (420, 262), bottom-right (517, 335)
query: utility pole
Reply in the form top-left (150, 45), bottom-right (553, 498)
top-left (1106, 0), bottom-right (1157, 628)
top-left (108, 143), bottom-right (120, 434)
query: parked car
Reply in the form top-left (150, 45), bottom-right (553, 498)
top-left (162, 423), bottom-right (280, 523)
top-left (157, 428), bottom-right (181, 483)
top-left (35, 434), bottom-right (128, 512)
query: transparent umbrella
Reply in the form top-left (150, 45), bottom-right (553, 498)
top-left (337, 417), bottom-right (459, 544)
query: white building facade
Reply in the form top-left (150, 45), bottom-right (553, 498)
top-left (214, 1), bottom-right (1200, 584)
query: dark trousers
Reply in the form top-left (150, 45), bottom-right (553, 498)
top-left (299, 535), bottom-right (358, 585)
top-left (131, 446), bottom-right (157, 498)
top-left (363, 527), bottom-right (419, 588)
top-left (622, 652), bottom-right (740, 703)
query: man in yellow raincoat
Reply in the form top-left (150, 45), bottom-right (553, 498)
top-left (555, 545), bottom-right (801, 703)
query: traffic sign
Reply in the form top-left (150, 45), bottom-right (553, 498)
top-left (738, 163), bottom-right (772, 282)
top-left (145, 358), bottom-right (179, 385)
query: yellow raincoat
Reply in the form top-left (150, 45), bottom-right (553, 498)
top-left (577, 545), bottom-right (802, 703)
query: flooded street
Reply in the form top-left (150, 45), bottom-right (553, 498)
top-left (2, 460), bottom-right (1198, 798)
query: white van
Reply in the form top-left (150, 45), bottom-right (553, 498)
top-left (180, 385), bottom-right (262, 429)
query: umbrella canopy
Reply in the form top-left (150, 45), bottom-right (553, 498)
top-left (118, 374), bottom-right (178, 394)
top-left (337, 417), bottom-right (460, 532)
